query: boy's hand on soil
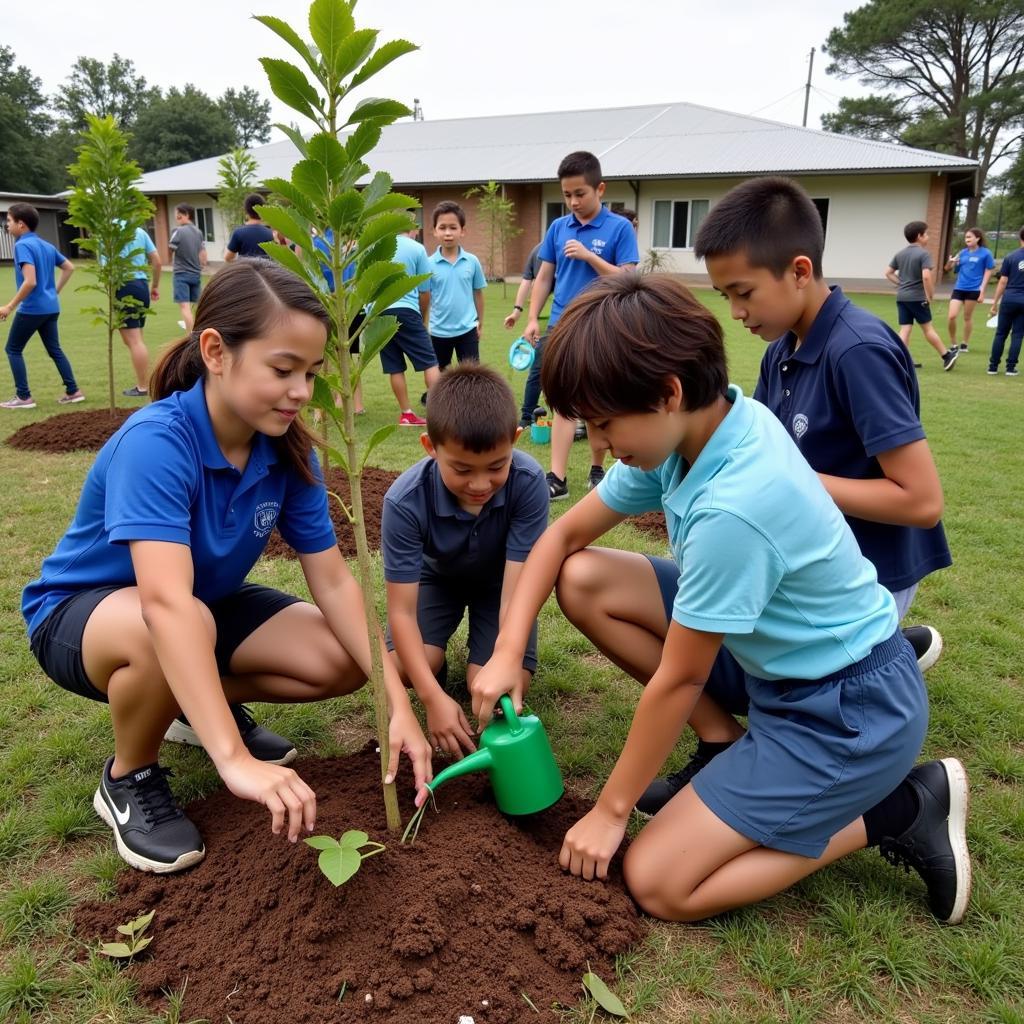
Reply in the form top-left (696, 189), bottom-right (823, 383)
top-left (219, 756), bottom-right (316, 842)
top-left (387, 708), bottom-right (433, 794)
top-left (559, 806), bottom-right (628, 881)
top-left (426, 693), bottom-right (477, 758)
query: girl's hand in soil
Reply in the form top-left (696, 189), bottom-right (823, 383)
top-left (218, 755), bottom-right (317, 842)
top-left (387, 708), bottom-right (433, 795)
top-left (559, 806), bottom-right (628, 881)
top-left (426, 692), bottom-right (477, 759)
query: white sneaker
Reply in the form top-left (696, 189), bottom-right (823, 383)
top-left (177, 320), bottom-right (187, 331)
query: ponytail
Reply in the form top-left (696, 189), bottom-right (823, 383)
top-left (150, 332), bottom-right (205, 401)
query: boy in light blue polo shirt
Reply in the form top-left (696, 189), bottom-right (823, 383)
top-left (383, 365), bottom-right (548, 759)
top-left (470, 273), bottom-right (970, 926)
top-left (428, 201), bottom-right (486, 369)
top-left (524, 151), bottom-right (639, 501)
top-left (1, 202), bottom-right (83, 408)
top-left (111, 225), bottom-right (162, 397)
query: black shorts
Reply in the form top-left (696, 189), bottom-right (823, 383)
top-left (348, 309), bottom-right (365, 354)
top-left (29, 584), bottom-right (302, 703)
top-left (431, 328), bottom-right (480, 370)
top-left (950, 289), bottom-right (982, 302)
top-left (897, 300), bottom-right (932, 325)
top-left (116, 279), bottom-right (151, 329)
top-left (379, 308), bottom-right (438, 374)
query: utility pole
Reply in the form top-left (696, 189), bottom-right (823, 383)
top-left (802, 47), bottom-right (815, 128)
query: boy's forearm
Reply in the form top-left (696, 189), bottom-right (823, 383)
top-left (818, 472), bottom-right (941, 529)
top-left (5, 281), bottom-right (35, 309)
top-left (56, 263), bottom-right (74, 293)
top-left (588, 254), bottom-right (632, 278)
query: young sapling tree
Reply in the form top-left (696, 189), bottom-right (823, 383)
top-left (465, 179), bottom-right (521, 296)
top-left (67, 114), bottom-right (154, 413)
top-left (255, 0), bottom-right (423, 831)
top-left (99, 909), bottom-right (155, 960)
top-left (304, 829), bottom-right (385, 886)
top-left (216, 147), bottom-right (260, 233)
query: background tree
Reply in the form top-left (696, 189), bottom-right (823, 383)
top-left (255, 0), bottom-right (418, 831)
top-left (131, 85), bottom-right (236, 171)
top-left (219, 86), bottom-right (272, 147)
top-left (66, 115), bottom-right (154, 413)
top-left (464, 180), bottom-right (522, 294)
top-left (822, 0), bottom-right (1024, 222)
top-left (217, 148), bottom-right (260, 233)
top-left (0, 46), bottom-right (61, 193)
top-left (53, 55), bottom-right (159, 133)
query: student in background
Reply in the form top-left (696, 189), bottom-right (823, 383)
top-left (944, 228), bottom-right (995, 353)
top-left (114, 224), bottom-right (162, 398)
top-left (224, 194), bottom-right (274, 261)
top-left (169, 204), bottom-right (207, 332)
top-left (987, 225), bottom-right (1024, 376)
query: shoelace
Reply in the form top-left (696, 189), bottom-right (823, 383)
top-left (133, 766), bottom-right (183, 827)
top-left (879, 836), bottom-right (921, 874)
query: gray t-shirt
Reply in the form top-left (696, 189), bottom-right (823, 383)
top-left (889, 244), bottom-right (933, 302)
top-left (522, 243), bottom-right (543, 282)
top-left (169, 222), bottom-right (205, 276)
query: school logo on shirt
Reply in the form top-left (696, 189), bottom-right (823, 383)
top-left (253, 501), bottom-right (281, 537)
top-left (591, 238), bottom-right (607, 254)
top-left (792, 413), bottom-right (809, 441)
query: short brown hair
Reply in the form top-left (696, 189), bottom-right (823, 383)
top-left (541, 273), bottom-right (728, 419)
top-left (7, 203), bottom-right (39, 232)
top-left (904, 220), bottom-right (928, 243)
top-left (426, 364), bottom-right (518, 452)
top-left (432, 200), bottom-right (466, 227)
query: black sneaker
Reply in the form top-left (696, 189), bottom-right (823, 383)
top-left (635, 740), bottom-right (735, 816)
top-left (987, 367), bottom-right (999, 375)
top-left (573, 421), bottom-right (588, 442)
top-left (122, 386), bottom-right (148, 398)
top-left (913, 361), bottom-right (923, 369)
top-left (93, 758), bottom-right (205, 873)
top-left (902, 625), bottom-right (943, 673)
top-left (163, 704), bottom-right (297, 765)
top-left (942, 348), bottom-right (960, 371)
top-left (1007, 369), bottom-right (1019, 377)
top-left (878, 758), bottom-right (971, 924)
top-left (546, 472), bottom-right (569, 501)
top-left (959, 343), bottom-right (969, 352)
top-left (586, 465), bottom-right (605, 492)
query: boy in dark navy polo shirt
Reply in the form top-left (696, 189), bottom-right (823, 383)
top-left (382, 365), bottom-right (548, 758)
top-left (987, 225), bottom-right (1024, 375)
top-left (626, 178), bottom-right (952, 816)
top-left (524, 151), bottom-right (639, 501)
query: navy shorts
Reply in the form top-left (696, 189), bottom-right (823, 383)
top-left (115, 279), bottom-right (151, 329)
top-left (431, 328), bottom-right (480, 370)
top-left (172, 273), bottom-right (201, 304)
top-left (386, 570), bottom-right (538, 672)
top-left (950, 289), bottom-right (981, 303)
top-left (29, 584), bottom-right (302, 703)
top-left (897, 300), bottom-right (933, 325)
top-left (646, 555), bottom-right (927, 857)
top-left (379, 308), bottom-right (438, 374)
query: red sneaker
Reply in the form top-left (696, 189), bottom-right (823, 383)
top-left (398, 410), bottom-right (427, 426)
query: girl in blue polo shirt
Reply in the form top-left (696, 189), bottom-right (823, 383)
top-left (944, 227), bottom-right (996, 353)
top-left (469, 274), bottom-right (971, 925)
top-left (23, 260), bottom-right (431, 874)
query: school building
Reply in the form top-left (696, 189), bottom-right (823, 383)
top-left (0, 193), bottom-right (76, 261)
top-left (132, 101), bottom-right (978, 286)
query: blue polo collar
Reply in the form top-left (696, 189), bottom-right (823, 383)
top-left (664, 384), bottom-right (752, 517)
top-left (180, 378), bottom-right (277, 473)
top-left (569, 206), bottom-right (611, 231)
top-left (429, 458), bottom-right (509, 518)
top-left (783, 286), bottom-right (849, 365)
top-left (429, 246), bottom-right (469, 265)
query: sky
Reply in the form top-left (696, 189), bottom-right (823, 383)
top-left (10, 0), bottom-right (873, 137)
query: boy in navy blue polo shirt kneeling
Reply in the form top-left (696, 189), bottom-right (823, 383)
top-left (630, 176), bottom-right (952, 816)
top-left (383, 365), bottom-right (549, 757)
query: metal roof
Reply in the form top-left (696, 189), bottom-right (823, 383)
top-left (135, 100), bottom-right (978, 194)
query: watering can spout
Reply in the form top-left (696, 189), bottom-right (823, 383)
top-left (428, 747), bottom-right (494, 794)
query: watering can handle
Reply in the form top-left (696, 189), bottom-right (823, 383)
top-left (498, 694), bottom-right (523, 734)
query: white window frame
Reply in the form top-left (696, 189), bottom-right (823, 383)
top-left (651, 198), bottom-right (710, 250)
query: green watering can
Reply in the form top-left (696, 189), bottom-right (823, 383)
top-left (426, 695), bottom-right (563, 815)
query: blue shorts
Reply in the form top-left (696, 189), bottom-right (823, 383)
top-left (115, 279), bottom-right (150, 329)
top-left (897, 300), bottom-right (933, 325)
top-left (647, 555), bottom-right (927, 857)
top-left (379, 308), bottom-right (438, 374)
top-left (29, 584), bottom-right (302, 703)
top-left (386, 570), bottom-right (538, 672)
top-left (173, 273), bottom-right (201, 304)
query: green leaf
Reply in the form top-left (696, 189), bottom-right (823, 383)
top-left (323, 444), bottom-right (351, 474)
top-left (131, 936), bottom-right (153, 954)
top-left (363, 192), bottom-right (419, 219)
top-left (311, 374), bottom-right (337, 412)
top-left (329, 29), bottom-right (378, 81)
top-left (292, 158), bottom-right (331, 207)
top-left (261, 242), bottom-right (318, 291)
top-left (306, 132), bottom-right (347, 181)
top-left (350, 39), bottom-right (419, 89)
top-left (318, 844), bottom-right (362, 886)
top-left (360, 424), bottom-right (398, 468)
top-left (358, 211), bottom-right (418, 253)
top-left (365, 272), bottom-right (430, 320)
top-left (359, 170), bottom-right (395, 211)
top-left (582, 972), bottom-right (628, 1017)
top-left (275, 122), bottom-right (309, 157)
top-left (339, 829), bottom-right (370, 849)
top-left (309, 0), bottom-right (355, 72)
top-left (253, 15), bottom-right (321, 77)
top-left (327, 190), bottom-right (364, 233)
top-left (304, 835), bottom-right (339, 850)
top-left (129, 910), bottom-right (153, 933)
top-left (358, 313), bottom-right (399, 365)
top-left (345, 96), bottom-right (411, 126)
top-left (263, 178), bottom-right (320, 223)
top-left (259, 58), bottom-right (321, 120)
top-left (344, 121), bottom-right (382, 165)
top-left (257, 205), bottom-right (313, 252)
top-left (100, 942), bottom-right (133, 958)
top-left (116, 924), bottom-right (135, 936)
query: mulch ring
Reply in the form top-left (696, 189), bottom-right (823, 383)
top-left (631, 511), bottom-right (668, 542)
top-left (5, 408), bottom-right (137, 453)
top-left (263, 466), bottom-right (400, 560)
top-left (74, 743), bottom-right (645, 1024)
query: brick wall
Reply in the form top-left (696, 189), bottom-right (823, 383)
top-left (924, 173), bottom-right (949, 277)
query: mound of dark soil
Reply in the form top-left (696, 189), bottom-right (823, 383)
top-left (74, 744), bottom-right (644, 1023)
top-left (631, 511), bottom-right (668, 542)
top-left (263, 466), bottom-right (400, 560)
top-left (5, 408), bottom-right (137, 452)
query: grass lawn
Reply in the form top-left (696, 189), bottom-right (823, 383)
top-left (0, 270), bottom-right (1022, 1023)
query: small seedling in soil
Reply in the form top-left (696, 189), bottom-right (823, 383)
top-left (304, 830), bottom-right (385, 887)
top-left (521, 990), bottom-right (540, 1013)
top-left (99, 909), bottom-right (154, 959)
top-left (400, 789), bottom-right (438, 845)
top-left (581, 964), bottom-right (629, 1019)
top-left (336, 980), bottom-right (347, 1003)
